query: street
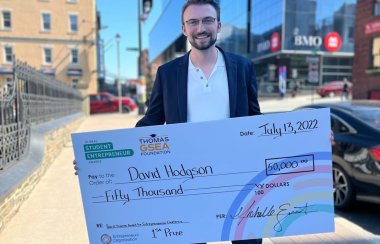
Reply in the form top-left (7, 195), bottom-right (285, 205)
top-left (335, 202), bottom-right (380, 236)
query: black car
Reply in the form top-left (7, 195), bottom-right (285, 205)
top-left (296, 101), bottom-right (380, 210)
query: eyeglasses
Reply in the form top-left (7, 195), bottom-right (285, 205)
top-left (185, 17), bottom-right (216, 27)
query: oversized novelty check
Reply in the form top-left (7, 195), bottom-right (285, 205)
top-left (71, 108), bottom-right (334, 244)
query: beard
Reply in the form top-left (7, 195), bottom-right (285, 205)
top-left (188, 32), bottom-right (217, 51)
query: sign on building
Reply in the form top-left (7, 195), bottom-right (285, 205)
top-left (279, 66), bottom-right (286, 94)
top-left (306, 56), bottom-right (320, 83)
top-left (97, 39), bottom-right (105, 79)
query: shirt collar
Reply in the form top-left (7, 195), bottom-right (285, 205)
top-left (188, 48), bottom-right (225, 70)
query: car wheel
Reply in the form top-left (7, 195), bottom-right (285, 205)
top-left (333, 164), bottom-right (355, 209)
top-left (122, 105), bottom-right (131, 113)
top-left (328, 91), bottom-right (335, 97)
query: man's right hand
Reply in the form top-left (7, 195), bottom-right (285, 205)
top-left (73, 160), bottom-right (78, 175)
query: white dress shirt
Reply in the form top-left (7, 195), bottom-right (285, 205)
top-left (187, 48), bottom-right (230, 123)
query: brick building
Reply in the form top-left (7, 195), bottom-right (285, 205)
top-left (0, 0), bottom-right (98, 94)
top-left (352, 0), bottom-right (380, 100)
top-left (140, 49), bottom-right (163, 93)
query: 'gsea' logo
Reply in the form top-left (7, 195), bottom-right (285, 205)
top-left (139, 134), bottom-right (170, 156)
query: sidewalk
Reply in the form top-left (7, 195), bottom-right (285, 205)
top-left (0, 109), bottom-right (378, 244)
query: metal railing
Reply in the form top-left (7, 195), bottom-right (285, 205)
top-left (0, 60), bottom-right (82, 170)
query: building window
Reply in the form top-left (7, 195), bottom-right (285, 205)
top-left (5, 77), bottom-right (12, 92)
top-left (6, 77), bottom-right (12, 87)
top-left (4, 47), bottom-right (13, 63)
top-left (43, 48), bottom-right (52, 65)
top-left (373, 37), bottom-right (380, 68)
top-left (69, 15), bottom-right (78, 32)
top-left (42, 13), bottom-right (51, 31)
top-left (67, 0), bottom-right (78, 3)
top-left (375, 0), bottom-right (380, 16)
top-left (70, 49), bottom-right (79, 64)
top-left (71, 78), bottom-right (79, 88)
top-left (2, 11), bottom-right (11, 29)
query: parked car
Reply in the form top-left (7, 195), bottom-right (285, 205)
top-left (90, 92), bottom-right (136, 114)
top-left (316, 81), bottom-right (352, 98)
top-left (295, 101), bottom-right (380, 209)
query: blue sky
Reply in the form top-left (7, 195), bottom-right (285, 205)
top-left (97, 0), bottom-right (162, 83)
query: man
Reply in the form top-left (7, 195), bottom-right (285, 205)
top-left (136, 1), bottom-right (261, 243)
top-left (136, 0), bottom-right (260, 128)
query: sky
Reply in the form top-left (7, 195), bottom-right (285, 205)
top-left (97, 0), bottom-right (163, 83)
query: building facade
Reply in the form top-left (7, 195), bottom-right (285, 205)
top-left (149, 0), bottom-right (356, 94)
top-left (0, 0), bottom-right (98, 94)
top-left (352, 0), bottom-right (380, 100)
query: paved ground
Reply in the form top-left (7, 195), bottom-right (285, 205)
top-left (0, 95), bottom-right (379, 244)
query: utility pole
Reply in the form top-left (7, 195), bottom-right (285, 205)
top-left (137, 0), bottom-right (145, 115)
top-left (116, 34), bottom-right (122, 114)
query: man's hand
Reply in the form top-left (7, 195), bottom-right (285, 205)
top-left (73, 160), bottom-right (78, 175)
top-left (331, 130), bottom-right (335, 146)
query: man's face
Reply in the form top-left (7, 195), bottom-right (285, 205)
top-left (182, 4), bottom-right (221, 51)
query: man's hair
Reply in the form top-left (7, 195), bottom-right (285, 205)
top-left (181, 0), bottom-right (220, 25)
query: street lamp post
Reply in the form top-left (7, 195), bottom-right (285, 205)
top-left (116, 34), bottom-right (122, 114)
top-left (137, 0), bottom-right (145, 115)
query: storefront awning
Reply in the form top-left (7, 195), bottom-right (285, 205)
top-left (67, 69), bottom-right (82, 76)
top-left (40, 68), bottom-right (56, 76)
top-left (0, 67), bottom-right (13, 75)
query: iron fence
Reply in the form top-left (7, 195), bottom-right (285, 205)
top-left (0, 60), bottom-right (82, 170)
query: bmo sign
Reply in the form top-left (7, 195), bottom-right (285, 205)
top-left (324, 32), bottom-right (342, 52)
top-left (257, 32), bottom-right (281, 53)
top-left (295, 35), bottom-right (323, 47)
top-left (294, 32), bottom-right (342, 52)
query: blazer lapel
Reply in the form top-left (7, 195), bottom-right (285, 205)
top-left (177, 52), bottom-right (190, 123)
top-left (220, 49), bottom-right (237, 118)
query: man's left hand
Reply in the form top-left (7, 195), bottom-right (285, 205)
top-left (331, 130), bottom-right (335, 146)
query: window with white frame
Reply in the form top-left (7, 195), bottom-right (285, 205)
top-left (44, 48), bottom-right (52, 65)
top-left (5, 77), bottom-right (12, 92)
top-left (6, 77), bottom-right (12, 86)
top-left (71, 78), bottom-right (79, 88)
top-left (375, 0), bottom-right (380, 16)
top-left (4, 46), bottom-right (13, 63)
top-left (373, 37), bottom-right (380, 68)
top-left (69, 15), bottom-right (78, 32)
top-left (2, 11), bottom-right (11, 29)
top-left (70, 49), bottom-right (79, 64)
top-left (42, 13), bottom-right (51, 31)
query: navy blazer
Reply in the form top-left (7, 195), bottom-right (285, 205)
top-left (136, 47), bottom-right (261, 127)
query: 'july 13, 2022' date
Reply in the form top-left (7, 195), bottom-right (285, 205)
top-left (259, 119), bottom-right (318, 139)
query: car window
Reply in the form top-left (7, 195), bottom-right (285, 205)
top-left (331, 116), bottom-right (349, 134)
top-left (100, 95), bottom-right (110, 101)
top-left (333, 83), bottom-right (343, 87)
top-left (90, 95), bottom-right (99, 102)
top-left (354, 109), bottom-right (380, 129)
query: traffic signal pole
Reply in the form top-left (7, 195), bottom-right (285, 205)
top-left (137, 0), bottom-right (146, 115)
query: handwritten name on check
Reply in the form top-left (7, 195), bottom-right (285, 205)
top-left (72, 108), bottom-right (334, 244)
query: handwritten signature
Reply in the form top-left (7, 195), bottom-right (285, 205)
top-left (231, 201), bottom-right (318, 232)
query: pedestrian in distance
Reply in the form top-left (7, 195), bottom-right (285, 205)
top-left (341, 78), bottom-right (349, 101)
top-left (73, 1), bottom-right (335, 243)
top-left (292, 81), bottom-right (300, 98)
